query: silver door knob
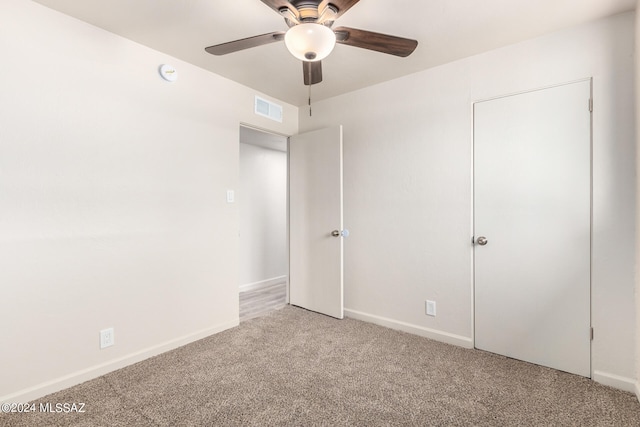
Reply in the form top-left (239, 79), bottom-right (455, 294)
top-left (331, 229), bottom-right (350, 237)
top-left (476, 236), bottom-right (488, 246)
top-left (331, 230), bottom-right (340, 237)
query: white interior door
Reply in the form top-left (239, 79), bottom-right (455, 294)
top-left (474, 80), bottom-right (591, 377)
top-left (289, 126), bottom-right (344, 319)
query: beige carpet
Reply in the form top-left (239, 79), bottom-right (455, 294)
top-left (2, 306), bottom-right (640, 426)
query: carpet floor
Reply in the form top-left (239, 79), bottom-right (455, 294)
top-left (2, 306), bottom-right (640, 426)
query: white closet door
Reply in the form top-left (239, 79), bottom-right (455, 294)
top-left (474, 81), bottom-right (591, 377)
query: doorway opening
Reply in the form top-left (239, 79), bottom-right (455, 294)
top-left (238, 125), bottom-right (289, 322)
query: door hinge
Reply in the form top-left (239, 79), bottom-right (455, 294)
top-left (590, 327), bottom-right (594, 341)
top-left (589, 98), bottom-right (593, 113)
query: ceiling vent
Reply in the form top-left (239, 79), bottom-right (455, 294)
top-left (255, 96), bottom-right (283, 123)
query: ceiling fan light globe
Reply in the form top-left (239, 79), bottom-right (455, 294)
top-left (285, 23), bottom-right (336, 62)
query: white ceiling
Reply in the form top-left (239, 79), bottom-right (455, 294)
top-left (32, 0), bottom-right (635, 106)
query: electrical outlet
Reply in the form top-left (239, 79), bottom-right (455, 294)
top-left (426, 300), bottom-right (436, 317)
top-left (100, 328), bottom-right (114, 349)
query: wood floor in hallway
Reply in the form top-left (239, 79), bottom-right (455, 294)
top-left (239, 282), bottom-right (287, 322)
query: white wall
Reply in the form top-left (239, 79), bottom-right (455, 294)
top-left (300, 12), bottom-right (636, 390)
top-left (0, 0), bottom-right (297, 403)
top-left (239, 142), bottom-right (287, 289)
top-left (635, 0), bottom-right (640, 403)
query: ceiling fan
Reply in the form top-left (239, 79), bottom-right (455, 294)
top-left (205, 0), bottom-right (418, 86)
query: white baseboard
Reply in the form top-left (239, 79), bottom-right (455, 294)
top-left (239, 275), bottom-right (287, 293)
top-left (1, 319), bottom-right (238, 404)
top-left (592, 370), bottom-right (637, 393)
top-left (344, 308), bottom-right (473, 349)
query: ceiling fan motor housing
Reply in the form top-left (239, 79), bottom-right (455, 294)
top-left (282, 0), bottom-right (339, 23)
top-left (291, 1), bottom-right (321, 21)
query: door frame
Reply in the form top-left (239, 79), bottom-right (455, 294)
top-left (238, 123), bottom-right (345, 316)
top-left (470, 78), bottom-right (593, 376)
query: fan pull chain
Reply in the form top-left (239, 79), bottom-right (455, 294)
top-left (308, 64), bottom-right (312, 117)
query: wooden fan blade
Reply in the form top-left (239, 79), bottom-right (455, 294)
top-left (303, 61), bottom-right (323, 86)
top-left (205, 32), bottom-right (285, 55)
top-left (319, 0), bottom-right (360, 19)
top-left (334, 26), bottom-right (418, 57)
top-left (260, 0), bottom-right (300, 20)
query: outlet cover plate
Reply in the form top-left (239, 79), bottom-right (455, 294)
top-left (100, 328), bottom-right (114, 349)
top-left (426, 300), bottom-right (436, 317)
